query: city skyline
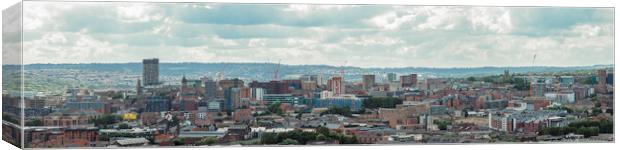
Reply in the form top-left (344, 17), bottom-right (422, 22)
top-left (2, 1), bottom-right (615, 148)
top-left (16, 2), bottom-right (614, 67)
top-left (9, 60), bottom-right (614, 69)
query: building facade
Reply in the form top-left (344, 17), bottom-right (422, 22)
top-left (142, 58), bottom-right (159, 86)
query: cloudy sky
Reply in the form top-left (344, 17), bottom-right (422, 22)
top-left (20, 2), bottom-right (614, 68)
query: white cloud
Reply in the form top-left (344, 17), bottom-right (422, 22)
top-left (570, 24), bottom-right (612, 38)
top-left (23, 2), bottom-right (73, 30)
top-left (116, 3), bottom-right (163, 23)
top-left (19, 2), bottom-right (614, 68)
top-left (469, 7), bottom-right (513, 33)
top-left (23, 32), bottom-right (129, 64)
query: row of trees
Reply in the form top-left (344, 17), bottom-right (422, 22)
top-left (91, 114), bottom-right (122, 128)
top-left (2, 114), bottom-right (19, 124)
top-left (568, 120), bottom-right (613, 133)
top-left (538, 120), bottom-right (613, 137)
top-left (539, 126), bottom-right (600, 138)
top-left (320, 106), bottom-right (353, 117)
top-left (261, 127), bottom-right (358, 145)
top-left (362, 97), bottom-right (402, 109)
top-left (197, 137), bottom-right (219, 146)
top-left (25, 119), bottom-right (43, 126)
top-left (266, 102), bottom-right (284, 116)
top-left (466, 75), bottom-right (529, 90)
top-left (434, 120), bottom-right (452, 130)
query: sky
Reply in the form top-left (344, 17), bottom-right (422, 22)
top-left (17, 2), bottom-right (614, 68)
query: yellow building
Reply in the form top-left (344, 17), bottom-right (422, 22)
top-left (122, 113), bottom-right (138, 121)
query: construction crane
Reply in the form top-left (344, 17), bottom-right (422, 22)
top-left (340, 60), bottom-right (348, 78)
top-left (528, 54), bottom-right (536, 96)
top-left (273, 59), bottom-right (282, 81)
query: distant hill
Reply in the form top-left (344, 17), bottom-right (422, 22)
top-left (11, 63), bottom-right (613, 81)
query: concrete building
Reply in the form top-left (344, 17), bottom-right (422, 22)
top-left (363, 74), bottom-right (376, 90)
top-left (312, 95), bottom-right (363, 111)
top-left (224, 88), bottom-right (241, 113)
top-left (544, 92), bottom-right (576, 104)
top-left (251, 88), bottom-right (265, 101)
top-left (145, 96), bottom-right (170, 112)
top-left (204, 78), bottom-right (217, 99)
top-left (263, 94), bottom-right (297, 104)
top-left (559, 76), bottom-right (574, 88)
top-left (530, 77), bottom-right (546, 97)
top-left (327, 76), bottom-right (345, 96)
top-left (142, 58), bottom-right (159, 86)
top-left (387, 73), bottom-right (397, 82)
top-left (400, 74), bottom-right (417, 88)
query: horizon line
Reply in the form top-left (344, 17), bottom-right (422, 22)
top-left (4, 61), bottom-right (614, 69)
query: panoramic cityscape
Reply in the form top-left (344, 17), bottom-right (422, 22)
top-left (1, 2), bottom-right (615, 149)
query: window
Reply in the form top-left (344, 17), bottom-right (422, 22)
top-left (198, 113), bottom-right (206, 119)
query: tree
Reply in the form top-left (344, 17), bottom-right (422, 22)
top-left (260, 127), bottom-right (358, 145)
top-left (118, 123), bottom-right (131, 129)
top-left (25, 119), bottom-right (43, 126)
top-left (592, 108), bottom-right (602, 116)
top-left (321, 106), bottom-right (352, 117)
top-left (315, 134), bottom-right (327, 141)
top-left (482, 76), bottom-right (496, 83)
top-left (295, 112), bottom-right (303, 119)
top-left (91, 114), bottom-right (121, 127)
top-left (578, 77), bottom-right (596, 85)
top-left (363, 97), bottom-right (403, 109)
top-left (261, 133), bottom-right (279, 144)
top-left (279, 138), bottom-right (299, 145)
top-left (513, 78), bottom-right (530, 91)
top-left (434, 120), bottom-right (451, 130)
top-left (268, 102), bottom-right (284, 116)
top-left (172, 138), bottom-right (185, 146)
top-left (111, 93), bottom-right (124, 99)
top-left (317, 127), bottom-right (330, 136)
top-left (197, 137), bottom-right (219, 146)
top-left (599, 120), bottom-right (613, 133)
top-left (577, 127), bottom-right (599, 137)
top-left (463, 110), bottom-right (469, 118)
top-left (2, 114), bottom-right (19, 124)
top-left (467, 76), bottom-right (476, 82)
top-left (339, 135), bottom-right (358, 144)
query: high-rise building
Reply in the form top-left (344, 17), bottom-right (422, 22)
top-left (240, 87), bottom-right (251, 99)
top-left (362, 74), bottom-right (376, 90)
top-left (263, 94), bottom-right (296, 104)
top-left (136, 79), bottom-right (142, 95)
top-left (204, 78), bottom-right (217, 99)
top-left (596, 69), bottom-right (609, 93)
top-left (301, 81), bottom-right (317, 91)
top-left (283, 79), bottom-right (302, 90)
top-left (142, 58), bottom-right (159, 86)
top-left (219, 78), bottom-right (244, 90)
top-left (400, 74), bottom-right (417, 88)
top-left (328, 76), bottom-right (344, 96)
top-left (317, 73), bottom-right (325, 86)
top-left (312, 97), bottom-right (363, 111)
top-left (559, 76), bottom-right (574, 88)
top-left (300, 75), bottom-right (319, 84)
top-left (503, 70), bottom-right (510, 80)
top-left (251, 88), bottom-right (265, 101)
top-left (597, 69), bottom-right (607, 86)
top-left (530, 77), bottom-right (546, 97)
top-left (607, 72), bottom-right (614, 85)
top-left (387, 73), bottom-right (397, 82)
top-left (145, 96), bottom-right (170, 112)
top-left (224, 88), bottom-right (241, 114)
top-left (249, 80), bottom-right (290, 94)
